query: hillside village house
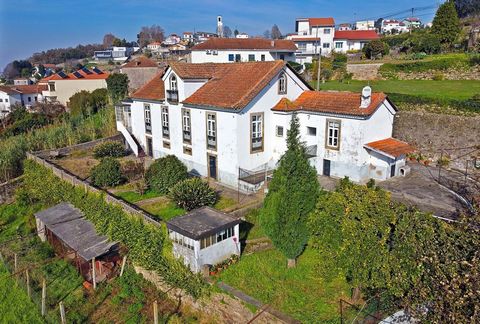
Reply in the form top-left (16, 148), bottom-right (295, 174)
top-left (381, 20), bottom-right (409, 34)
top-left (115, 61), bottom-right (413, 191)
top-left (189, 38), bottom-right (297, 63)
top-left (355, 20), bottom-right (376, 30)
top-left (287, 17), bottom-right (336, 62)
top-left (0, 84), bottom-right (46, 117)
top-left (39, 67), bottom-right (109, 106)
top-left (120, 56), bottom-right (164, 92)
top-left (333, 30), bottom-right (380, 53)
top-left (147, 41), bottom-right (162, 52)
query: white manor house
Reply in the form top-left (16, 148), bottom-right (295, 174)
top-left (115, 61), bottom-right (412, 191)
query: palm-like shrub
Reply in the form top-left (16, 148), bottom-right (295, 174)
top-left (145, 155), bottom-right (188, 194)
top-left (90, 157), bottom-right (124, 187)
top-left (169, 178), bottom-right (217, 211)
top-left (93, 141), bottom-right (125, 159)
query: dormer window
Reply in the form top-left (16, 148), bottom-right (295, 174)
top-left (167, 74), bottom-right (179, 104)
top-left (278, 73), bottom-right (287, 94)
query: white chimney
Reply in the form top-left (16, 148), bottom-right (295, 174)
top-left (360, 86), bottom-right (372, 108)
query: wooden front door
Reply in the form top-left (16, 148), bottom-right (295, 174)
top-left (208, 154), bottom-right (217, 180)
top-left (323, 159), bottom-right (331, 177)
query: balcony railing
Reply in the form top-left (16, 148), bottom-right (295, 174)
top-left (251, 137), bottom-right (263, 151)
top-left (145, 123), bottom-right (152, 134)
top-left (162, 126), bottom-right (169, 138)
top-left (183, 131), bottom-right (191, 143)
top-left (167, 90), bottom-right (179, 104)
top-left (207, 135), bottom-right (216, 149)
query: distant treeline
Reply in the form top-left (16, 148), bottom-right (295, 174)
top-left (30, 43), bottom-right (105, 65)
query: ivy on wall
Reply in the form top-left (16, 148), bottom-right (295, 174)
top-left (21, 159), bottom-right (208, 298)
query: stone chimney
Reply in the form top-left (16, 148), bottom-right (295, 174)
top-left (360, 86), bottom-right (372, 108)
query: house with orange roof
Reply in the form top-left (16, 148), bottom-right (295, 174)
top-left (120, 56), bottom-right (164, 92)
top-left (39, 67), bottom-right (109, 106)
top-left (115, 61), bottom-right (412, 190)
top-left (287, 17), bottom-right (336, 63)
top-left (333, 30), bottom-right (380, 53)
top-left (189, 38), bottom-right (297, 64)
top-left (0, 84), bottom-right (47, 117)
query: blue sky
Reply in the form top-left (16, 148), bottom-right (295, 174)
top-left (0, 0), bottom-right (439, 69)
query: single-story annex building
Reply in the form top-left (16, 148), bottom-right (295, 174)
top-left (166, 207), bottom-right (241, 273)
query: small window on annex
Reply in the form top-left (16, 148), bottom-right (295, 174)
top-left (307, 126), bottom-right (317, 136)
top-left (276, 126), bottom-right (284, 137)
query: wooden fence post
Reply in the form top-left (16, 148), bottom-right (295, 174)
top-left (120, 256), bottom-right (127, 277)
top-left (92, 257), bottom-right (96, 290)
top-left (14, 253), bottom-right (17, 272)
top-left (153, 300), bottom-right (158, 324)
top-left (26, 269), bottom-right (31, 298)
top-left (41, 279), bottom-right (46, 317)
top-left (59, 301), bottom-right (66, 324)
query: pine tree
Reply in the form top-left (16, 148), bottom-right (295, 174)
top-left (431, 0), bottom-right (460, 46)
top-left (261, 114), bottom-right (320, 267)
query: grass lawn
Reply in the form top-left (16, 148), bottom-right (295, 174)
top-left (239, 209), bottom-right (266, 241)
top-left (314, 80), bottom-right (480, 101)
top-left (138, 197), bottom-right (186, 221)
top-left (114, 190), bottom-right (162, 203)
top-left (219, 248), bottom-right (350, 322)
top-left (213, 195), bottom-right (237, 211)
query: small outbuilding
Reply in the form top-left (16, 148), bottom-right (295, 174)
top-left (166, 206), bottom-right (241, 273)
top-left (35, 202), bottom-right (120, 284)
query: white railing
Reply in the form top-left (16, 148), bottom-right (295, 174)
top-left (116, 121), bottom-right (139, 156)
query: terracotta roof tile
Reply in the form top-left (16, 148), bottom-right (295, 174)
top-left (40, 68), bottom-right (109, 82)
top-left (272, 90), bottom-right (388, 117)
top-left (0, 85), bottom-right (21, 95)
top-left (131, 70), bottom-right (166, 101)
top-left (364, 138), bottom-right (414, 158)
top-left (307, 17), bottom-right (335, 26)
top-left (122, 56), bottom-right (159, 68)
top-left (334, 30), bottom-right (380, 40)
top-left (10, 84), bottom-right (47, 93)
top-left (191, 38), bottom-right (297, 51)
top-left (180, 61), bottom-right (286, 110)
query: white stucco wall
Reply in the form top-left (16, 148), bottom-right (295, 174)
top-left (0, 91), bottom-right (21, 112)
top-left (190, 50), bottom-right (295, 64)
top-left (42, 79), bottom-right (107, 106)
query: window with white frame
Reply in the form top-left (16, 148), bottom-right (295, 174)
top-left (326, 120), bottom-right (341, 149)
top-left (335, 42), bottom-right (343, 49)
top-left (200, 227), bottom-right (234, 249)
top-left (182, 109), bottom-right (191, 143)
top-left (144, 104), bottom-right (151, 134)
top-left (323, 43), bottom-right (330, 49)
top-left (297, 43), bottom-right (307, 51)
top-left (278, 73), bottom-right (287, 94)
top-left (324, 28), bottom-right (331, 34)
top-left (170, 75), bottom-right (177, 91)
top-left (206, 113), bottom-right (216, 150)
top-left (170, 231), bottom-right (194, 250)
top-left (161, 106), bottom-right (169, 138)
top-left (251, 113), bottom-right (263, 152)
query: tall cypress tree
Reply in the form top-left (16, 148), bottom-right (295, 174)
top-left (261, 114), bottom-right (320, 267)
top-left (431, 0), bottom-right (460, 46)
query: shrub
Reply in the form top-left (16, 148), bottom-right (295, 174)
top-left (93, 141), bottom-right (125, 158)
top-left (363, 40), bottom-right (390, 59)
top-left (169, 178), bottom-right (217, 211)
top-left (470, 54), bottom-right (480, 66)
top-left (145, 155), bottom-right (188, 194)
top-left (90, 157), bottom-right (124, 187)
top-left (432, 72), bottom-right (444, 81)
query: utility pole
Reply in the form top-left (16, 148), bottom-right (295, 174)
top-left (410, 8), bottom-right (414, 34)
top-left (41, 279), bottom-right (47, 317)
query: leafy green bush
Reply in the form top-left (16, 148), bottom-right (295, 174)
top-left (432, 72), bottom-right (444, 81)
top-left (380, 56), bottom-right (468, 73)
top-left (470, 54), bottom-right (480, 66)
top-left (90, 157), bottom-right (124, 187)
top-left (169, 178), bottom-right (217, 211)
top-left (145, 155), bottom-right (188, 194)
top-left (362, 40), bottom-right (390, 59)
top-left (93, 141), bottom-right (125, 158)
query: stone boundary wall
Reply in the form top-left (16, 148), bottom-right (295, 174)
top-left (26, 152), bottom-right (161, 227)
top-left (346, 63), bottom-right (383, 80)
top-left (34, 134), bottom-right (124, 159)
top-left (0, 176), bottom-right (23, 204)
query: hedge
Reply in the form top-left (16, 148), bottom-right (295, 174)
top-left (21, 159), bottom-right (208, 298)
top-left (387, 93), bottom-right (480, 114)
top-left (380, 56), bottom-right (469, 74)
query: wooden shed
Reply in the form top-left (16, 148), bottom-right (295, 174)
top-left (35, 202), bottom-right (120, 284)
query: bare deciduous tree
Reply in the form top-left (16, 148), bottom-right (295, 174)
top-left (271, 24), bottom-right (282, 39)
top-left (103, 33), bottom-right (116, 48)
top-left (137, 25), bottom-right (165, 48)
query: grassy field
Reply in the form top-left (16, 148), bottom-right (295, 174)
top-left (218, 248), bottom-right (350, 323)
top-left (315, 80), bottom-right (480, 101)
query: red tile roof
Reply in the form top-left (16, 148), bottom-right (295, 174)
top-left (191, 38), bottom-right (297, 51)
top-left (131, 70), bottom-right (166, 101)
top-left (122, 56), bottom-right (159, 68)
top-left (11, 84), bottom-right (47, 94)
top-left (364, 138), bottom-right (414, 158)
top-left (291, 37), bottom-right (321, 42)
top-left (334, 30), bottom-right (380, 40)
top-left (40, 68), bottom-right (109, 81)
top-left (180, 61), bottom-right (286, 110)
top-left (272, 90), bottom-right (388, 117)
top-left (307, 17), bottom-right (335, 26)
top-left (0, 85), bottom-right (21, 95)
